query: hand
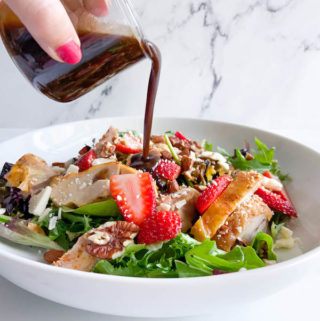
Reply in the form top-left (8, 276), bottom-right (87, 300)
top-left (4, 0), bottom-right (108, 64)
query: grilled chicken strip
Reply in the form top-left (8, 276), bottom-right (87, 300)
top-left (213, 195), bottom-right (273, 251)
top-left (54, 236), bottom-right (98, 271)
top-left (51, 162), bottom-right (137, 207)
top-left (191, 171), bottom-right (263, 242)
top-left (156, 187), bottom-right (200, 232)
top-left (5, 154), bottom-right (57, 194)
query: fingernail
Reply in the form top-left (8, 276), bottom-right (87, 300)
top-left (55, 40), bottom-right (82, 65)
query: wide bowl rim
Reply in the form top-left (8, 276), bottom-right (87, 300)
top-left (0, 116), bottom-right (319, 285)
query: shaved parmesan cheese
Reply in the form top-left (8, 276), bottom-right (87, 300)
top-left (66, 164), bottom-right (79, 175)
top-left (48, 216), bottom-right (58, 230)
top-left (29, 186), bottom-right (52, 216)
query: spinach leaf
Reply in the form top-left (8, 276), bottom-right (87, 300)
top-left (62, 200), bottom-right (121, 217)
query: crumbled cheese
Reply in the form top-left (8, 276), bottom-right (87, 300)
top-left (175, 199), bottom-right (187, 209)
top-left (274, 226), bottom-right (296, 249)
top-left (52, 166), bottom-right (66, 175)
top-left (0, 208), bottom-right (6, 215)
top-left (29, 186), bottom-right (52, 216)
top-left (279, 226), bottom-right (293, 239)
top-left (274, 238), bottom-right (295, 249)
top-left (39, 207), bottom-right (52, 222)
top-left (92, 157), bottom-right (117, 166)
top-left (157, 203), bottom-right (171, 211)
top-left (263, 259), bottom-right (277, 265)
top-left (66, 164), bottom-right (79, 175)
top-left (48, 216), bottom-right (58, 230)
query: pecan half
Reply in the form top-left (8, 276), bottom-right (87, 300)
top-left (84, 221), bottom-right (139, 260)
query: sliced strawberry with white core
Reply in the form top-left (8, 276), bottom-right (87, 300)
top-left (153, 159), bottom-right (181, 180)
top-left (110, 173), bottom-right (156, 225)
top-left (255, 187), bottom-right (297, 217)
top-left (115, 132), bottom-right (142, 154)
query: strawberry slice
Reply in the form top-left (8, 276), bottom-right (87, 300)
top-left (175, 131), bottom-right (189, 142)
top-left (255, 187), bottom-right (297, 217)
top-left (138, 211), bottom-right (182, 244)
top-left (74, 149), bottom-right (96, 172)
top-left (196, 175), bottom-right (232, 214)
top-left (153, 159), bottom-right (181, 180)
top-left (110, 173), bottom-right (156, 225)
top-left (115, 132), bottom-right (142, 154)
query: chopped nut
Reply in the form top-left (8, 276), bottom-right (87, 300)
top-left (181, 155), bottom-right (194, 171)
top-left (161, 150), bottom-right (173, 160)
top-left (27, 222), bottom-right (46, 235)
top-left (44, 250), bottom-right (65, 264)
top-left (167, 179), bottom-right (180, 193)
top-left (151, 135), bottom-right (165, 144)
top-left (84, 221), bottom-right (139, 259)
top-left (245, 152), bottom-right (254, 160)
top-left (52, 162), bottom-right (65, 168)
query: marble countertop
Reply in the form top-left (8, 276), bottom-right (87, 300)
top-left (0, 0), bottom-right (319, 134)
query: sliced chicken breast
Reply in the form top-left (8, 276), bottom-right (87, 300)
top-left (191, 171), bottom-right (263, 242)
top-left (156, 187), bottom-right (200, 232)
top-left (213, 195), bottom-right (273, 251)
top-left (51, 163), bottom-right (137, 207)
top-left (5, 154), bottom-right (57, 194)
top-left (54, 236), bottom-right (98, 272)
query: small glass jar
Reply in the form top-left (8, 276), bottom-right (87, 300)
top-left (0, 0), bottom-right (147, 102)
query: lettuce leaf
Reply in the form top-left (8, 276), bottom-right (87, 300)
top-left (93, 233), bottom-right (200, 278)
top-left (251, 231), bottom-right (277, 260)
top-left (93, 234), bottom-right (266, 278)
top-left (185, 240), bottom-right (265, 272)
top-left (0, 219), bottom-right (63, 250)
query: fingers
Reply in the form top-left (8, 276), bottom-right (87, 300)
top-left (4, 0), bottom-right (82, 64)
top-left (84, 0), bottom-right (109, 17)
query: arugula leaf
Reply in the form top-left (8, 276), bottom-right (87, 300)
top-left (218, 138), bottom-right (289, 181)
top-left (93, 234), bottom-right (266, 278)
top-left (93, 233), bottom-right (200, 278)
top-left (0, 219), bottom-right (63, 250)
top-left (62, 200), bottom-right (121, 217)
top-left (204, 141), bottom-right (213, 152)
top-left (251, 231), bottom-right (277, 260)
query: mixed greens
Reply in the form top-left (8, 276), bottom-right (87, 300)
top-left (0, 128), bottom-right (297, 278)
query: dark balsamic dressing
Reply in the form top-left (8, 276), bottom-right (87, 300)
top-left (1, 23), bottom-right (161, 161)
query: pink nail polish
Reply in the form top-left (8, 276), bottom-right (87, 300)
top-left (56, 40), bottom-right (82, 65)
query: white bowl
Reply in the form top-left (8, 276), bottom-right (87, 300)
top-left (0, 117), bottom-right (319, 318)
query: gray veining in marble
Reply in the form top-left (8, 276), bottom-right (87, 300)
top-left (0, 0), bottom-right (319, 134)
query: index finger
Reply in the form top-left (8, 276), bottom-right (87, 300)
top-left (84, 0), bottom-right (108, 17)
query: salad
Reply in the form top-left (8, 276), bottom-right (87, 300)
top-left (0, 127), bottom-right (298, 278)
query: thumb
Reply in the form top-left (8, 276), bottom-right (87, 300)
top-left (4, 0), bottom-right (82, 64)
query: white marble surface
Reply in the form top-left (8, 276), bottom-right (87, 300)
top-left (0, 0), bottom-right (319, 134)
